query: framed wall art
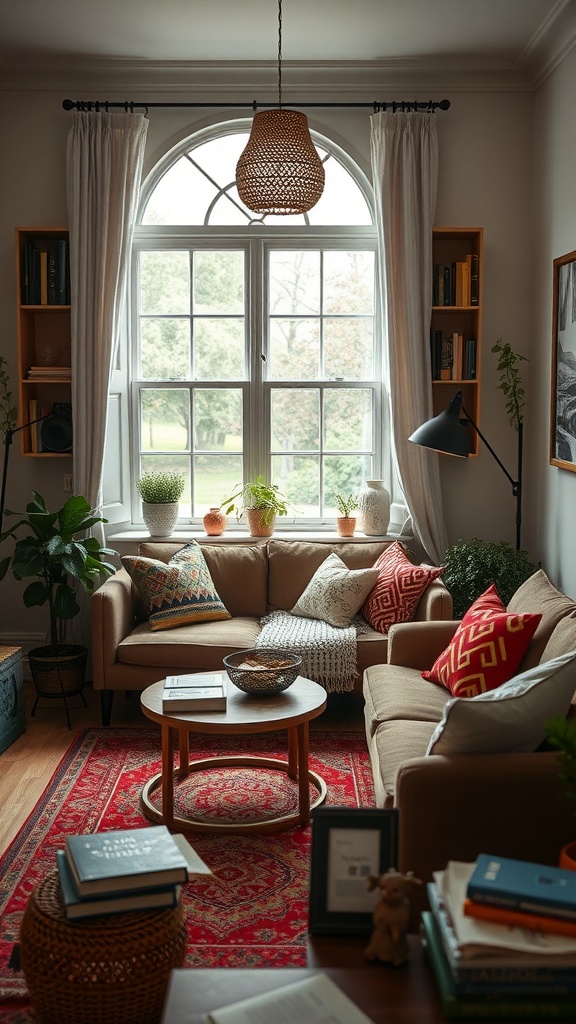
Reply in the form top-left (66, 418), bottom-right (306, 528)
top-left (551, 249), bottom-right (576, 472)
top-left (308, 807), bottom-right (399, 935)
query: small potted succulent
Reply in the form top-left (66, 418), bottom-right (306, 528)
top-left (137, 469), bottom-right (185, 537)
top-left (221, 476), bottom-right (294, 537)
top-left (335, 492), bottom-right (358, 538)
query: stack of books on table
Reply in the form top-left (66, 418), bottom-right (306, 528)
top-left (56, 825), bottom-right (211, 920)
top-left (422, 855), bottom-right (576, 1019)
top-left (162, 672), bottom-right (227, 712)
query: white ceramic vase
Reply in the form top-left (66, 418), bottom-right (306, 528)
top-left (358, 480), bottom-right (390, 536)
top-left (142, 501), bottom-right (179, 537)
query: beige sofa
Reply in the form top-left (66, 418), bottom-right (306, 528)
top-left (92, 538), bottom-right (453, 724)
top-left (363, 569), bottom-right (576, 925)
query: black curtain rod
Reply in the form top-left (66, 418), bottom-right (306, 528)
top-left (62, 98), bottom-right (450, 114)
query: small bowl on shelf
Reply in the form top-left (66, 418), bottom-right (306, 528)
top-left (223, 648), bottom-right (302, 696)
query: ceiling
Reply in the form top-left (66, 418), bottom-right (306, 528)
top-left (0, 0), bottom-right (570, 72)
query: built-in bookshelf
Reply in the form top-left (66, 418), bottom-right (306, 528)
top-left (431, 227), bottom-right (483, 456)
top-left (15, 227), bottom-right (72, 457)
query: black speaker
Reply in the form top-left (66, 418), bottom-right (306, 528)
top-left (40, 404), bottom-right (73, 453)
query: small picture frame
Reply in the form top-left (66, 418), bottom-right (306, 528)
top-left (308, 806), bottom-right (399, 935)
top-left (550, 249), bottom-right (576, 472)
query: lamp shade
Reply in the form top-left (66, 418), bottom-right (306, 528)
top-left (236, 109), bottom-right (325, 216)
top-left (409, 391), bottom-right (471, 457)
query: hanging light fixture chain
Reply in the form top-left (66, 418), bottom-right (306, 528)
top-left (277, 0), bottom-right (283, 109)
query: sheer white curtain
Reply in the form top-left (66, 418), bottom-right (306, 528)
top-left (66, 111), bottom-right (148, 542)
top-left (371, 111), bottom-right (447, 564)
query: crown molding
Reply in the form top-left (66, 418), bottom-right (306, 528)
top-left (517, 0), bottom-right (576, 89)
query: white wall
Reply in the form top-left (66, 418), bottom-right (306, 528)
top-left (0, 74), bottom-right (548, 643)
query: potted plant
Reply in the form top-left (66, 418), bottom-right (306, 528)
top-left (442, 538), bottom-right (539, 619)
top-left (335, 492), bottom-right (358, 538)
top-left (0, 355), bottom-right (17, 440)
top-left (544, 715), bottom-right (576, 870)
top-left (0, 492), bottom-right (116, 715)
top-left (221, 476), bottom-right (294, 537)
top-left (137, 469), bottom-right (185, 537)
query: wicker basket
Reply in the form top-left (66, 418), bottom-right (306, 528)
top-left (223, 648), bottom-right (301, 694)
top-left (20, 870), bottom-right (187, 1024)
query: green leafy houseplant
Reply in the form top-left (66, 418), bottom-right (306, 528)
top-left (221, 476), bottom-right (294, 528)
top-left (136, 470), bottom-right (185, 504)
top-left (0, 355), bottom-right (17, 439)
top-left (491, 338), bottom-right (528, 430)
top-left (335, 493), bottom-right (358, 518)
top-left (442, 538), bottom-right (539, 619)
top-left (0, 492), bottom-right (117, 651)
top-left (545, 715), bottom-right (576, 810)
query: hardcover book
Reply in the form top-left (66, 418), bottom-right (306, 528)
top-left (64, 825), bottom-right (190, 896)
top-left (162, 674), bottom-right (227, 711)
top-left (467, 854), bottom-right (576, 920)
top-left (463, 897), bottom-right (576, 939)
top-left (56, 850), bottom-right (180, 919)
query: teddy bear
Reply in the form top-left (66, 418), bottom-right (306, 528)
top-left (364, 868), bottom-right (423, 966)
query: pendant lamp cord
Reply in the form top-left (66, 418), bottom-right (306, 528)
top-left (277, 0), bottom-right (283, 109)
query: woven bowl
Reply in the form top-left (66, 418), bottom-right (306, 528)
top-left (223, 648), bottom-right (301, 695)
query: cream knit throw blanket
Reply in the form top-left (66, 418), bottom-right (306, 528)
top-left (256, 610), bottom-right (369, 693)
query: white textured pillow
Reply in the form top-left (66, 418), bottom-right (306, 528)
top-left (291, 552), bottom-right (379, 628)
top-left (425, 649), bottom-right (576, 756)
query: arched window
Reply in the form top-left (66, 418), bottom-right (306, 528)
top-left (131, 122), bottom-right (380, 526)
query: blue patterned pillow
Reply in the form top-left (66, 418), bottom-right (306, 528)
top-left (121, 542), bottom-right (230, 631)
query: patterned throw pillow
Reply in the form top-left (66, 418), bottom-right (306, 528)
top-left (423, 584), bottom-right (542, 697)
top-left (121, 542), bottom-right (230, 631)
top-left (291, 552), bottom-right (379, 628)
top-left (361, 541), bottom-right (444, 634)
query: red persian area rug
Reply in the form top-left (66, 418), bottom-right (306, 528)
top-left (0, 727), bottom-right (374, 1017)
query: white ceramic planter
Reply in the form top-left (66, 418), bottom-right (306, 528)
top-left (142, 501), bottom-right (179, 537)
top-left (358, 480), bottom-right (390, 536)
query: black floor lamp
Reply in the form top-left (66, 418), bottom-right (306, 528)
top-left (409, 390), bottom-right (523, 550)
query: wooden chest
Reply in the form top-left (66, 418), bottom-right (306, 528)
top-left (0, 646), bottom-right (25, 753)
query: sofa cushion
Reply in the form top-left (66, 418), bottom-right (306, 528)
top-left (362, 542), bottom-right (444, 635)
top-left (368, 719), bottom-right (439, 806)
top-left (507, 569), bottom-right (576, 669)
top-left (423, 585), bottom-right (541, 697)
top-left (363, 664), bottom-right (448, 738)
top-left (425, 649), bottom-right (576, 756)
top-left (267, 539), bottom-right (389, 613)
top-left (541, 614), bottom-right (576, 663)
top-left (291, 551), bottom-right (379, 628)
top-left (118, 616), bottom-right (262, 669)
top-left (122, 542), bottom-right (230, 631)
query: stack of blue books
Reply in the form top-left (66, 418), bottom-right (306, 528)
top-left (56, 825), bottom-right (210, 920)
top-left (423, 856), bottom-right (576, 1019)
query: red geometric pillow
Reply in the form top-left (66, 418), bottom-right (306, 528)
top-left (423, 585), bottom-right (542, 697)
top-left (361, 541), bottom-right (444, 634)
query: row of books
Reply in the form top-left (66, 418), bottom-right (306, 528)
top-left (422, 855), bottom-right (576, 1019)
top-left (433, 255), bottom-right (479, 307)
top-left (27, 365), bottom-right (71, 379)
top-left (430, 330), bottom-right (477, 381)
top-left (162, 671), bottom-right (227, 712)
top-left (21, 237), bottom-right (70, 305)
top-left (57, 824), bottom-right (211, 920)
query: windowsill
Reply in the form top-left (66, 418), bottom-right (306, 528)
top-left (108, 528), bottom-right (412, 547)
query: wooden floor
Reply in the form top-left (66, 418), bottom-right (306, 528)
top-left (0, 681), bottom-right (365, 857)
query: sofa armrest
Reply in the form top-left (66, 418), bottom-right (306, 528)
top-left (91, 568), bottom-right (136, 691)
top-left (395, 752), bottom-right (576, 925)
top-left (414, 578), bottom-right (453, 622)
top-left (386, 620), bottom-right (460, 669)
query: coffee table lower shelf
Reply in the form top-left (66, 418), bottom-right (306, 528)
top-left (140, 752), bottom-right (327, 834)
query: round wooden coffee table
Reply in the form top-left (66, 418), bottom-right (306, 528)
top-left (139, 675), bottom-right (327, 834)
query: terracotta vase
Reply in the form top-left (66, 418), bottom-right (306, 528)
top-left (336, 516), bottom-right (356, 538)
top-left (245, 508), bottom-right (276, 537)
top-left (559, 842), bottom-right (576, 871)
top-left (203, 507), bottom-right (227, 536)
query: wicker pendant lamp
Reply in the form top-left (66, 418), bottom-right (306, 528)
top-left (236, 0), bottom-right (325, 216)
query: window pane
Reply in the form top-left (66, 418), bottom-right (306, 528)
top-left (324, 389), bottom-right (372, 451)
top-left (323, 455), bottom-right (372, 512)
top-left (194, 319), bottom-right (245, 380)
top-left (140, 454), bottom-right (191, 517)
top-left (141, 389), bottom-right (189, 452)
top-left (269, 319), bottom-right (320, 380)
top-left (193, 389), bottom-right (243, 452)
top-left (140, 251), bottom-right (190, 315)
top-left (193, 251), bottom-right (244, 315)
top-left (324, 251), bottom-right (374, 314)
top-left (271, 389), bottom-right (319, 452)
top-left (194, 453), bottom-right (243, 517)
top-left (272, 454), bottom-right (319, 518)
top-left (142, 156), bottom-right (219, 226)
top-left (140, 319), bottom-right (190, 379)
top-left (307, 157), bottom-right (372, 226)
top-left (269, 252), bottom-right (320, 315)
top-left (324, 319), bottom-right (374, 379)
